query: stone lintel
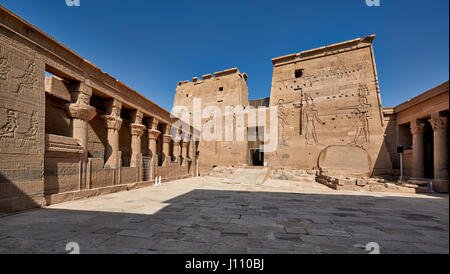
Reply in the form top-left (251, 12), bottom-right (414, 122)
top-left (45, 76), bottom-right (71, 101)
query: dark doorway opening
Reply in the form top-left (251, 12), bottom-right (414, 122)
top-left (424, 120), bottom-right (434, 179)
top-left (248, 127), bottom-right (264, 166)
top-left (249, 149), bottom-right (264, 166)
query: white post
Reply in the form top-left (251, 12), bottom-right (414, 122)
top-left (196, 158), bottom-right (199, 177)
top-left (159, 176), bottom-right (162, 185)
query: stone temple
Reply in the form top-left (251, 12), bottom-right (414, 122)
top-left (0, 5), bottom-right (448, 214)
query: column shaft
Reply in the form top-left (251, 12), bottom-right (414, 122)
top-left (162, 134), bottom-right (172, 166)
top-left (102, 100), bottom-right (122, 169)
top-left (430, 116), bottom-right (448, 180)
top-left (130, 124), bottom-right (146, 168)
top-left (410, 121), bottom-right (426, 178)
top-left (173, 140), bottom-right (181, 163)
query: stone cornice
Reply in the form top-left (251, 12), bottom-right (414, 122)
top-left (272, 35), bottom-right (375, 66)
top-left (394, 81), bottom-right (449, 113)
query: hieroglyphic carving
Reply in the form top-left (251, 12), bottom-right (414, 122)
top-left (303, 94), bottom-right (325, 145)
top-left (278, 61), bottom-right (367, 91)
top-left (13, 60), bottom-right (38, 94)
top-left (0, 109), bottom-right (18, 141)
top-left (330, 59), bottom-right (365, 80)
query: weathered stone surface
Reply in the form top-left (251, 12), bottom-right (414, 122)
top-left (318, 145), bottom-right (371, 177)
top-left (0, 6), bottom-right (198, 213)
top-left (0, 177), bottom-right (448, 254)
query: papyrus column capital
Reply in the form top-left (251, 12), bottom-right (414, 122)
top-left (429, 116), bottom-right (448, 131)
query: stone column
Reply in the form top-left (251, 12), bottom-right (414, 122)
top-left (410, 120), bottom-right (426, 179)
top-left (65, 82), bottom-right (97, 155)
top-left (162, 124), bottom-right (172, 166)
top-left (181, 133), bottom-right (190, 166)
top-left (147, 118), bottom-right (160, 160)
top-left (429, 115), bottom-right (448, 180)
top-left (65, 82), bottom-right (97, 190)
top-left (172, 131), bottom-right (182, 164)
top-left (130, 110), bottom-right (146, 168)
top-left (102, 99), bottom-right (122, 169)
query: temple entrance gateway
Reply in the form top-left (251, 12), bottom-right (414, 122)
top-left (248, 127), bottom-right (264, 166)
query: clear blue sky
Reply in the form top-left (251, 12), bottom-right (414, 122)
top-left (1, 0), bottom-right (448, 110)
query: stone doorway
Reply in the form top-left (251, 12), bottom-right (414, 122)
top-left (248, 127), bottom-right (264, 166)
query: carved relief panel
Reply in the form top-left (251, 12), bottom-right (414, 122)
top-left (270, 46), bottom-right (379, 148)
top-left (0, 38), bottom-right (45, 155)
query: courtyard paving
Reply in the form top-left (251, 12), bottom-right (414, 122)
top-left (0, 176), bottom-right (448, 254)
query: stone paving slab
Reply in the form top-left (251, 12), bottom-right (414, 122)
top-left (0, 177), bottom-right (448, 254)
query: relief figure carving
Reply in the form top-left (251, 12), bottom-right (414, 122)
top-left (0, 57), bottom-right (12, 80)
top-left (0, 109), bottom-right (18, 141)
top-left (18, 111), bottom-right (39, 147)
top-left (14, 60), bottom-right (38, 94)
top-left (277, 99), bottom-right (289, 145)
top-left (337, 84), bottom-right (371, 145)
top-left (303, 94), bottom-right (325, 145)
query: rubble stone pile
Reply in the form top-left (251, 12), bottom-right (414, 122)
top-left (315, 173), bottom-right (431, 193)
top-left (204, 166), bottom-right (237, 178)
top-left (271, 169), bottom-right (317, 182)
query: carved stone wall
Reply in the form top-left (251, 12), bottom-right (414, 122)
top-left (173, 68), bottom-right (249, 174)
top-left (0, 6), bottom-right (198, 213)
top-left (267, 35), bottom-right (393, 176)
top-left (0, 35), bottom-right (46, 212)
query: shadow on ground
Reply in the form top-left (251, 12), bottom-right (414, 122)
top-left (0, 187), bottom-right (448, 254)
